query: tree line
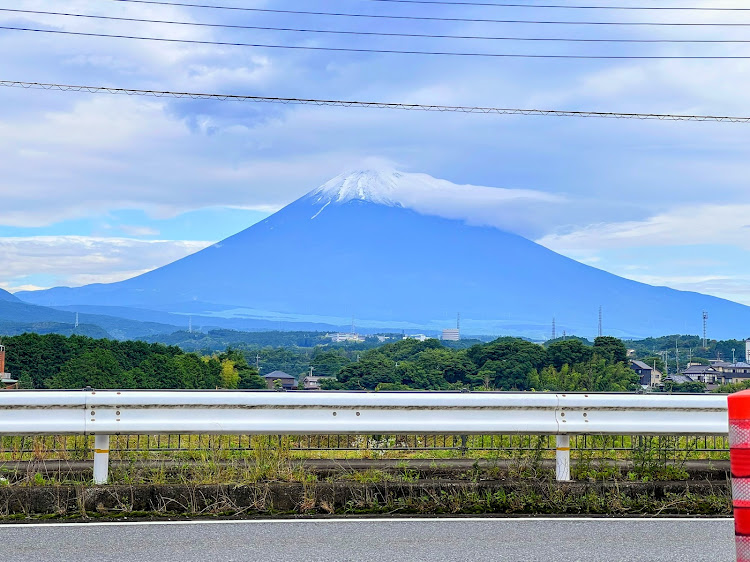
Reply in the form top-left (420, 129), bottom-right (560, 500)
top-left (2, 333), bottom-right (264, 390)
top-left (321, 336), bottom-right (639, 392)
top-left (3, 332), bottom-right (709, 393)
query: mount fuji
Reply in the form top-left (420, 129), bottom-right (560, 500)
top-left (16, 169), bottom-right (750, 339)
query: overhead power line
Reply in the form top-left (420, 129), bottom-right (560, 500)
top-left (357, 0), bottom-right (750, 10)
top-left (2, 80), bottom-right (749, 123)
top-left (5, 9), bottom-right (750, 43)
top-left (6, 27), bottom-right (750, 58)
top-left (105, 0), bottom-right (750, 26)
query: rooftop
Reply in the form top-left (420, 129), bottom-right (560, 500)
top-left (631, 360), bottom-right (653, 370)
top-left (683, 365), bottom-right (717, 374)
top-left (263, 371), bottom-right (295, 380)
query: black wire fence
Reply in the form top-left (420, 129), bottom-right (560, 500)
top-left (0, 433), bottom-right (731, 462)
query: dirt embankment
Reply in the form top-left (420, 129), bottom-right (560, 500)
top-left (0, 479), bottom-right (731, 520)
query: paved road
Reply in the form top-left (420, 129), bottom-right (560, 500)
top-left (0, 517), bottom-right (735, 561)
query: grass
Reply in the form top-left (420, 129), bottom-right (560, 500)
top-left (0, 433), bottom-right (729, 487)
top-left (0, 479), bottom-right (733, 519)
top-left (0, 437), bottom-right (733, 518)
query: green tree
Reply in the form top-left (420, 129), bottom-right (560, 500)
top-left (219, 359), bottom-right (240, 389)
top-left (593, 336), bottom-right (628, 364)
top-left (467, 338), bottom-right (547, 390)
top-left (311, 349), bottom-right (351, 377)
top-left (547, 339), bottom-right (593, 370)
top-left (238, 366), bottom-right (265, 389)
top-left (334, 352), bottom-right (398, 390)
top-left (662, 380), bottom-right (706, 393)
top-left (50, 349), bottom-right (129, 389)
top-left (642, 356), bottom-right (666, 373)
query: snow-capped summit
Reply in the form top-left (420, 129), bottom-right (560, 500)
top-left (307, 168), bottom-right (561, 230)
top-left (310, 169), bottom-right (406, 206)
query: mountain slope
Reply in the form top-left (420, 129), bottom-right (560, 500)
top-left (16, 170), bottom-right (750, 339)
top-left (0, 288), bottom-right (20, 302)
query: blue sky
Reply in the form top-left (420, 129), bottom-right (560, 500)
top-left (2, 1), bottom-right (750, 304)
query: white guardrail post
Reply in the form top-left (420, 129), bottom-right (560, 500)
top-left (93, 434), bottom-right (110, 485)
top-left (555, 434), bottom-right (571, 481)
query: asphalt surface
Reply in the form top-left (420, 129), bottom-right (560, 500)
top-left (0, 517), bottom-right (735, 561)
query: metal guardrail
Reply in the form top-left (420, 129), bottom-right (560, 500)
top-left (0, 390), bottom-right (730, 484)
top-left (0, 433), bottom-right (732, 457)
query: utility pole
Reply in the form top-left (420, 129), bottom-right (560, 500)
top-left (702, 311), bottom-right (708, 348)
top-left (675, 339), bottom-right (680, 374)
top-left (255, 353), bottom-right (260, 372)
top-left (659, 350), bottom-right (669, 377)
top-left (733, 348), bottom-right (737, 364)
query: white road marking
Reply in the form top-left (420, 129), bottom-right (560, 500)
top-left (0, 516), bottom-right (733, 529)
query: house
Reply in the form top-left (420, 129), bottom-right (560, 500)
top-left (0, 344), bottom-right (18, 390)
top-left (262, 371), bottom-right (296, 390)
top-left (302, 375), bottom-right (336, 390)
top-left (715, 362), bottom-right (750, 385)
top-left (681, 364), bottom-right (720, 384)
top-left (630, 360), bottom-right (662, 387)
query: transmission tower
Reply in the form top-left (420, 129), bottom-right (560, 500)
top-left (598, 306), bottom-right (602, 338)
top-left (702, 311), bottom-right (709, 348)
top-left (552, 318), bottom-right (556, 341)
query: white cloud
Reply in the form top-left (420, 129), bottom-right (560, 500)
top-left (119, 225), bottom-right (160, 237)
top-left (0, 236), bottom-right (212, 290)
top-left (313, 169), bottom-right (566, 235)
top-left (537, 204), bottom-right (750, 252)
top-left (615, 274), bottom-right (750, 307)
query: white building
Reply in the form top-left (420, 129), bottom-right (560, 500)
top-left (403, 334), bottom-right (428, 342)
top-left (442, 329), bottom-right (460, 341)
top-left (328, 333), bottom-right (365, 343)
top-left (302, 375), bottom-right (336, 390)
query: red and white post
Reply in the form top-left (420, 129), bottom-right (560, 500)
top-left (728, 391), bottom-right (750, 561)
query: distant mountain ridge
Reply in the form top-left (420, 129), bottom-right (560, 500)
top-left (0, 288), bottom-right (20, 302)
top-left (0, 297), bottom-right (182, 340)
top-left (16, 169), bottom-right (750, 339)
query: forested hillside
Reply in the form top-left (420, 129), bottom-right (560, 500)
top-left (2, 333), bottom-right (264, 390)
